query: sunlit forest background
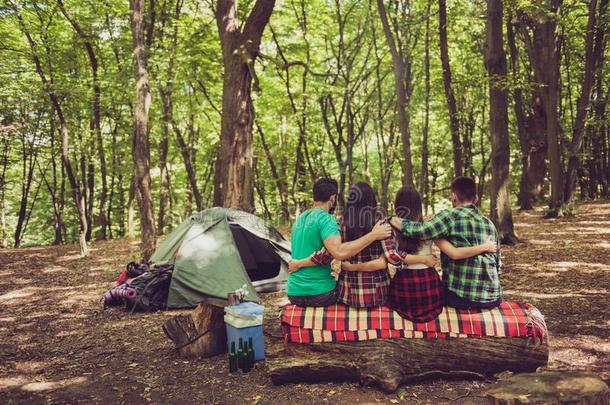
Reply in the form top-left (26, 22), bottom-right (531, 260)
top-left (0, 0), bottom-right (608, 256)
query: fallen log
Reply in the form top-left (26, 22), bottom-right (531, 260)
top-left (162, 300), bottom-right (227, 358)
top-left (266, 337), bottom-right (548, 393)
top-left (485, 371), bottom-right (609, 404)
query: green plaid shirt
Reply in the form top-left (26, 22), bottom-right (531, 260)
top-left (399, 204), bottom-right (502, 303)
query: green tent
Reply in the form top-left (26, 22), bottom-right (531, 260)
top-left (150, 207), bottom-right (290, 308)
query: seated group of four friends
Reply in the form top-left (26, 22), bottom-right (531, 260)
top-left (286, 176), bottom-right (503, 322)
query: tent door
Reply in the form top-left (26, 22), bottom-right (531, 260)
top-left (229, 225), bottom-right (281, 282)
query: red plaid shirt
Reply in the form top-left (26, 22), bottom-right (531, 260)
top-left (308, 218), bottom-right (405, 307)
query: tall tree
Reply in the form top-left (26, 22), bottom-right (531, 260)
top-left (377, 0), bottom-right (415, 187)
top-left (564, 0), bottom-right (608, 205)
top-left (213, 0), bottom-right (276, 211)
top-left (438, 0), bottom-right (463, 177)
top-left (421, 0), bottom-right (432, 212)
top-left (57, 0), bottom-right (108, 240)
top-left (130, 0), bottom-right (156, 260)
top-left (486, 0), bottom-right (517, 244)
top-left (517, 0), bottom-right (564, 217)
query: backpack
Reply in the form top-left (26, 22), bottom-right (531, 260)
top-left (125, 264), bottom-right (174, 312)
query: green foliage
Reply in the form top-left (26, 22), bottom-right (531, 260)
top-left (0, 0), bottom-right (606, 247)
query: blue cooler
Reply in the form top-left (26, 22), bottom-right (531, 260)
top-left (224, 302), bottom-right (265, 361)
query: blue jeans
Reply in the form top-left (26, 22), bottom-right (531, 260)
top-left (444, 287), bottom-right (502, 310)
top-left (288, 289), bottom-right (338, 307)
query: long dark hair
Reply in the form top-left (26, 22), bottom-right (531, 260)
top-left (341, 182), bottom-right (379, 241)
top-left (394, 186), bottom-right (423, 254)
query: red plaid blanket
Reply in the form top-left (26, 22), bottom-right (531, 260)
top-left (281, 301), bottom-right (547, 344)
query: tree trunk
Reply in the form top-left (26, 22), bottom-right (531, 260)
top-left (14, 133), bottom-right (37, 247)
top-left (564, 0), bottom-right (608, 205)
top-left (256, 121), bottom-right (289, 221)
top-left (486, 0), bottom-right (518, 244)
top-left (438, 0), bottom-right (463, 177)
top-left (518, 1), bottom-right (564, 216)
top-left (507, 16), bottom-right (534, 211)
top-left (213, 0), bottom-right (276, 212)
top-left (13, 5), bottom-right (88, 256)
top-left (0, 132), bottom-right (9, 248)
top-left (422, 0), bottom-right (432, 213)
top-left (162, 301), bottom-right (227, 358)
top-left (268, 337), bottom-right (548, 393)
top-left (377, 0), bottom-right (414, 187)
top-left (130, 0), bottom-right (156, 260)
top-left (172, 121), bottom-right (203, 212)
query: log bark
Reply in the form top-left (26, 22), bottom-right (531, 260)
top-left (162, 301), bottom-right (227, 358)
top-left (485, 371), bottom-right (609, 405)
top-left (267, 337), bottom-right (548, 393)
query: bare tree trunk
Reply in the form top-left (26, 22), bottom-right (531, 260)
top-left (377, 0), bottom-right (414, 186)
top-left (256, 120), bottom-right (289, 221)
top-left (422, 0), bottom-right (432, 213)
top-left (14, 131), bottom-right (38, 247)
top-left (130, 0), bottom-right (156, 260)
top-left (13, 5), bottom-right (88, 256)
top-left (507, 16), bottom-right (533, 210)
top-left (438, 0), bottom-right (463, 177)
top-left (486, 0), bottom-right (518, 244)
top-left (213, 0), bottom-right (276, 211)
top-left (564, 0), bottom-right (608, 204)
top-left (171, 121), bottom-right (203, 212)
top-left (0, 131), bottom-right (9, 248)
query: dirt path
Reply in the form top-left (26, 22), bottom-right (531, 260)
top-left (1, 201), bottom-right (608, 404)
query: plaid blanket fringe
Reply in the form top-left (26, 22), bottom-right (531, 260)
top-left (281, 301), bottom-right (547, 344)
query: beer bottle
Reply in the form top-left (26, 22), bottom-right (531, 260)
top-left (248, 337), bottom-right (255, 366)
top-left (237, 338), bottom-right (244, 370)
top-left (242, 341), bottom-right (250, 372)
top-left (229, 341), bottom-right (238, 373)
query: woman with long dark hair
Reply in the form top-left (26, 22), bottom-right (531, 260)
top-left (387, 186), bottom-right (496, 321)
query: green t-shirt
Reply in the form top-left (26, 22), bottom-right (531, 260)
top-left (286, 208), bottom-right (339, 296)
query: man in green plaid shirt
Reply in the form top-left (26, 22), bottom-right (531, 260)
top-left (390, 177), bottom-right (502, 310)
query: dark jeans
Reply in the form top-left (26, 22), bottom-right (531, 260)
top-left (288, 289), bottom-right (338, 307)
top-left (444, 287), bottom-right (502, 310)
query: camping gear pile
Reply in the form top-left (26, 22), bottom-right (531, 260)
top-left (281, 301), bottom-right (547, 344)
top-left (103, 208), bottom-right (290, 312)
top-left (103, 262), bottom-right (174, 312)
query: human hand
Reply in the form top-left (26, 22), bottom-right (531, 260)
top-left (288, 260), bottom-right (301, 273)
top-left (371, 220), bottom-right (392, 240)
top-left (341, 261), bottom-right (355, 272)
top-left (482, 241), bottom-right (497, 253)
top-left (390, 216), bottom-right (403, 230)
top-left (423, 254), bottom-right (437, 268)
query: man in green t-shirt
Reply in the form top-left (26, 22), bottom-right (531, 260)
top-left (287, 178), bottom-right (391, 306)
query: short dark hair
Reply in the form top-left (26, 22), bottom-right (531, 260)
top-left (313, 178), bottom-right (338, 202)
top-left (451, 176), bottom-right (477, 202)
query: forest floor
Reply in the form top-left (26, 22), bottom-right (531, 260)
top-left (0, 201), bottom-right (609, 404)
